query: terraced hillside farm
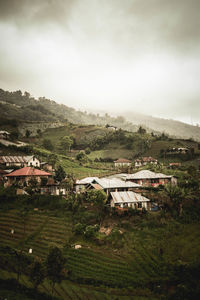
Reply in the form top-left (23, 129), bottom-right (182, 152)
top-left (0, 210), bottom-right (157, 299)
top-left (0, 209), bottom-right (200, 299)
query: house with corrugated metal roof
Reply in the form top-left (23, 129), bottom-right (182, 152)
top-left (75, 177), bottom-right (99, 192)
top-left (114, 158), bottom-right (132, 168)
top-left (87, 177), bottom-right (141, 195)
top-left (126, 170), bottom-right (177, 187)
top-left (110, 191), bottom-right (150, 210)
top-left (0, 155), bottom-right (40, 168)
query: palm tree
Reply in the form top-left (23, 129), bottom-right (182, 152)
top-left (161, 184), bottom-right (188, 216)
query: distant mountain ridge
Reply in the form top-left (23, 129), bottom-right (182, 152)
top-left (123, 111), bottom-right (200, 141)
top-left (0, 88), bottom-right (200, 141)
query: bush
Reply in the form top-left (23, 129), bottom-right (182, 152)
top-left (74, 223), bottom-right (86, 235)
top-left (84, 225), bottom-right (97, 239)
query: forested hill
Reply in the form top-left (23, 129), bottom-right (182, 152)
top-left (0, 88), bottom-right (138, 132)
top-left (1, 88), bottom-right (200, 141)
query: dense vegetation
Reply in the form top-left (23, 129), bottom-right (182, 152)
top-left (1, 88), bottom-right (200, 299)
top-left (0, 171), bottom-right (200, 299)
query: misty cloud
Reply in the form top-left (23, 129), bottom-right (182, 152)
top-left (0, 0), bottom-right (200, 124)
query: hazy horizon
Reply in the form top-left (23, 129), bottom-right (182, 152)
top-left (0, 0), bottom-right (200, 125)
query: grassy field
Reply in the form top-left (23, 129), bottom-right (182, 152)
top-left (0, 209), bottom-right (199, 299)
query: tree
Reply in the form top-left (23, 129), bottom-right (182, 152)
top-left (46, 247), bottom-right (66, 296)
top-left (137, 126), bottom-right (146, 134)
top-left (10, 131), bottom-right (19, 141)
top-left (76, 151), bottom-right (87, 161)
top-left (54, 165), bottom-right (66, 182)
top-left (48, 153), bottom-right (57, 168)
top-left (25, 129), bottom-right (31, 138)
top-left (60, 136), bottom-right (73, 153)
top-left (43, 139), bottom-right (54, 151)
top-left (37, 129), bottom-right (42, 137)
top-left (29, 260), bottom-right (45, 291)
top-left (161, 184), bottom-right (187, 216)
top-left (87, 190), bottom-right (107, 208)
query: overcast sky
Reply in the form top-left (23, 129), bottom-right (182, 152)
top-left (0, 0), bottom-right (200, 124)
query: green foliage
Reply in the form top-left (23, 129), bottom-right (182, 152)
top-left (74, 223), bottom-right (85, 235)
top-left (25, 129), bottom-right (31, 138)
top-left (46, 247), bottom-right (66, 294)
top-left (76, 151), bottom-right (88, 161)
top-left (137, 126), bottom-right (146, 134)
top-left (47, 153), bottom-right (57, 168)
top-left (29, 260), bottom-right (45, 290)
top-left (85, 147), bottom-right (91, 154)
top-left (60, 135), bottom-right (73, 152)
top-left (87, 189), bottom-right (107, 208)
top-left (42, 139), bottom-right (54, 151)
top-left (54, 165), bottom-right (66, 182)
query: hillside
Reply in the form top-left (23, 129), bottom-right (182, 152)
top-left (1, 88), bottom-right (200, 141)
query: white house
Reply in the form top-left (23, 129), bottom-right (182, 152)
top-left (0, 155), bottom-right (40, 168)
top-left (114, 158), bottom-right (132, 168)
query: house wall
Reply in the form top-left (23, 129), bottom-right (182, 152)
top-left (111, 200), bottom-right (148, 209)
top-left (28, 157), bottom-right (40, 168)
top-left (114, 162), bottom-right (131, 167)
top-left (7, 175), bottom-right (50, 186)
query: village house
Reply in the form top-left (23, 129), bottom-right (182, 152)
top-left (40, 178), bottom-right (66, 195)
top-left (4, 166), bottom-right (52, 187)
top-left (0, 155), bottom-right (41, 168)
top-left (114, 158), bottom-right (132, 168)
top-left (0, 131), bottom-right (10, 140)
top-left (134, 157), bottom-right (158, 168)
top-left (110, 191), bottom-right (150, 210)
top-left (126, 170), bottom-right (177, 187)
top-left (85, 177), bottom-right (141, 195)
top-left (75, 177), bottom-right (99, 193)
top-left (40, 162), bottom-right (54, 172)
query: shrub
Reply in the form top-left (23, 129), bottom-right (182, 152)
top-left (74, 223), bottom-right (85, 235)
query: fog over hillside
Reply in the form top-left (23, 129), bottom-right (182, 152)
top-left (0, 0), bottom-right (200, 125)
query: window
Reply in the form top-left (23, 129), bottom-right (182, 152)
top-left (138, 202), bottom-right (142, 208)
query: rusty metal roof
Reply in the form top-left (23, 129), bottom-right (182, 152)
top-left (6, 167), bottom-right (52, 177)
top-left (111, 191), bottom-right (150, 204)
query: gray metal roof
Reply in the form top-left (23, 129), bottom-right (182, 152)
top-left (111, 191), bottom-right (150, 204)
top-left (94, 178), bottom-right (141, 189)
top-left (76, 177), bottom-right (99, 185)
top-left (0, 156), bottom-right (34, 164)
top-left (126, 170), bottom-right (173, 180)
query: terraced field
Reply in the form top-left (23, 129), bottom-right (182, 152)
top-left (0, 210), bottom-right (157, 299)
top-left (1, 210), bottom-right (199, 299)
top-left (0, 210), bottom-right (73, 258)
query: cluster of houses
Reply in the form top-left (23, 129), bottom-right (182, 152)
top-left (114, 157), bottom-right (158, 168)
top-left (75, 170), bottom-right (177, 211)
top-left (0, 154), bottom-right (177, 211)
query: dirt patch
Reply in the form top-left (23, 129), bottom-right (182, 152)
top-left (99, 226), bottom-right (113, 236)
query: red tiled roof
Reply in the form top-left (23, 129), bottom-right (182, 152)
top-left (5, 167), bottom-right (52, 177)
top-left (114, 158), bottom-right (131, 163)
